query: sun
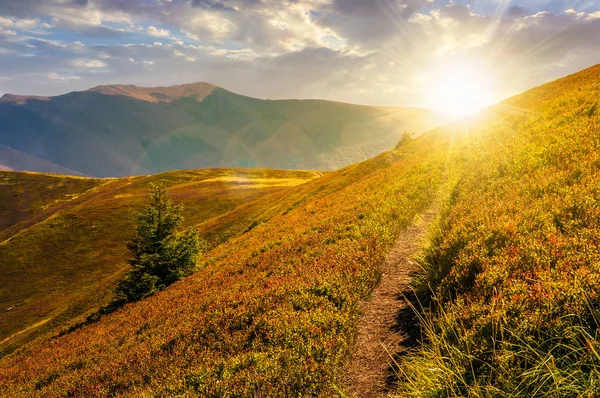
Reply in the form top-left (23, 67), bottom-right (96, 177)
top-left (424, 59), bottom-right (494, 117)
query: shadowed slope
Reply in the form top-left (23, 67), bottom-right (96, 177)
top-left (0, 146), bottom-right (86, 177)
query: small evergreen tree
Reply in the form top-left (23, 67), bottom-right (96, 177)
top-left (114, 183), bottom-right (201, 304)
top-left (395, 131), bottom-right (414, 149)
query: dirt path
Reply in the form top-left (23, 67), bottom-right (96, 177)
top-left (343, 207), bottom-right (437, 397)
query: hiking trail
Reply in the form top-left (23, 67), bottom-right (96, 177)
top-left (343, 207), bottom-right (437, 397)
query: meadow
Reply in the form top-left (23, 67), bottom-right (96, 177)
top-left (0, 118), bottom-right (459, 396)
top-left (0, 168), bottom-right (318, 356)
top-left (2, 64), bottom-right (600, 397)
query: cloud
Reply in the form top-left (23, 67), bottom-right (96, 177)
top-left (0, 16), bottom-right (39, 31)
top-left (312, 0), bottom-right (431, 46)
top-left (0, 0), bottom-right (133, 37)
top-left (1, 0), bottom-right (600, 111)
top-left (147, 26), bottom-right (171, 37)
top-left (48, 72), bottom-right (81, 80)
top-left (72, 59), bottom-right (107, 68)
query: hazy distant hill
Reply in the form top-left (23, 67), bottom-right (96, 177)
top-left (0, 145), bottom-right (86, 176)
top-left (0, 83), bottom-right (449, 177)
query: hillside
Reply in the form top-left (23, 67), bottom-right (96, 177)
top-left (0, 114), bottom-right (457, 396)
top-left (0, 145), bottom-right (86, 176)
top-left (0, 83), bottom-right (450, 177)
top-left (396, 64), bottom-right (600, 396)
top-left (2, 64), bottom-right (600, 397)
top-left (0, 169), bottom-right (319, 356)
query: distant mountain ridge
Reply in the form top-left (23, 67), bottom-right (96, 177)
top-left (0, 83), bottom-right (450, 177)
top-left (86, 82), bottom-right (217, 103)
top-left (0, 94), bottom-right (50, 105)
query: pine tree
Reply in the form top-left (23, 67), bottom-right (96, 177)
top-left (114, 183), bottom-right (201, 304)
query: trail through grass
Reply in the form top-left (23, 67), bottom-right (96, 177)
top-left (343, 206), bottom-right (438, 397)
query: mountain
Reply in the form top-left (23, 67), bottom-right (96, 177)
top-left (0, 83), bottom-right (450, 177)
top-left (0, 145), bottom-right (86, 176)
top-left (87, 82), bottom-right (217, 103)
top-left (3, 65), bottom-right (600, 396)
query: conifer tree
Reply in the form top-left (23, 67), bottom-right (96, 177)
top-left (114, 183), bottom-right (201, 304)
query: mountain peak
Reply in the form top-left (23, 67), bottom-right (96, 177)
top-left (87, 82), bottom-right (218, 103)
top-left (0, 94), bottom-right (50, 105)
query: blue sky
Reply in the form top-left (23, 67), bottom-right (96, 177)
top-left (1, 0), bottom-right (600, 108)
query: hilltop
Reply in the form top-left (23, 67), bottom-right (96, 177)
top-left (86, 82), bottom-right (217, 103)
top-left (0, 83), bottom-right (450, 177)
top-left (0, 94), bottom-right (50, 105)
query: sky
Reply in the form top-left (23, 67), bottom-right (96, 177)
top-left (1, 0), bottom-right (600, 111)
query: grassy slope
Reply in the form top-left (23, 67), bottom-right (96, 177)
top-left (0, 172), bottom-right (102, 233)
top-left (0, 118), bottom-right (462, 396)
top-left (398, 64), bottom-right (600, 396)
top-left (0, 169), bottom-right (318, 356)
top-left (3, 64), bottom-right (599, 397)
top-left (0, 88), bottom-right (449, 177)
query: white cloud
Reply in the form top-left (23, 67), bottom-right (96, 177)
top-left (48, 72), bottom-right (80, 80)
top-left (0, 28), bottom-right (17, 36)
top-left (0, 16), bottom-right (39, 31)
top-left (587, 11), bottom-right (600, 20)
top-left (147, 26), bottom-right (171, 38)
top-left (72, 59), bottom-right (107, 68)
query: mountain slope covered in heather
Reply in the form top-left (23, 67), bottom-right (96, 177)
top-left (0, 168), bottom-right (319, 356)
top-left (2, 63), bottom-right (600, 397)
top-left (0, 83), bottom-right (449, 177)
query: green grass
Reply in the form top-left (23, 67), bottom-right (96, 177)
top-left (0, 172), bottom-right (102, 233)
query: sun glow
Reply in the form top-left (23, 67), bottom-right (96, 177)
top-left (424, 59), bottom-right (494, 117)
